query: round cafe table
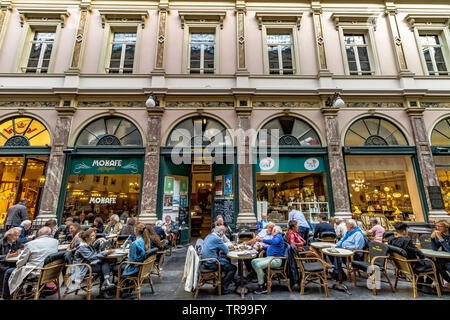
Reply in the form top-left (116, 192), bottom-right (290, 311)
top-left (310, 242), bottom-right (337, 250)
top-left (421, 249), bottom-right (450, 259)
top-left (104, 248), bottom-right (129, 259)
top-left (227, 249), bottom-right (258, 299)
top-left (322, 248), bottom-right (354, 295)
top-left (58, 244), bottom-right (69, 251)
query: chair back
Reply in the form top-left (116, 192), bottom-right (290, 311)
top-left (419, 235), bottom-right (432, 249)
top-left (194, 238), bottom-right (204, 256)
top-left (237, 225), bottom-right (251, 233)
top-left (237, 231), bottom-right (254, 243)
top-left (387, 245), bottom-right (411, 274)
top-left (40, 252), bottom-right (66, 283)
top-left (368, 241), bottom-right (389, 268)
top-left (318, 231), bottom-right (336, 243)
top-left (139, 254), bottom-right (157, 279)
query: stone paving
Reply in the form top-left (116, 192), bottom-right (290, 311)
top-left (47, 244), bottom-right (449, 301)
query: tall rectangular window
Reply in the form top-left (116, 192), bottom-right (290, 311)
top-left (419, 34), bottom-right (448, 76)
top-left (267, 33), bottom-right (294, 75)
top-left (108, 32), bottom-right (136, 74)
top-left (25, 32), bottom-right (55, 73)
top-left (189, 33), bottom-right (215, 74)
top-left (344, 34), bottom-right (372, 75)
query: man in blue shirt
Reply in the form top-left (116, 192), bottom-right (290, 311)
top-left (256, 213), bottom-right (271, 232)
top-left (202, 226), bottom-right (237, 294)
top-left (288, 206), bottom-right (310, 245)
top-left (251, 225), bottom-right (285, 294)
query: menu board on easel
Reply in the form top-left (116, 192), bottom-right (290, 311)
top-left (214, 198), bottom-right (234, 227)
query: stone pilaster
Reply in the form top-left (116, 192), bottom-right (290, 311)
top-left (321, 106), bottom-right (352, 219)
top-left (37, 100), bottom-right (76, 223)
top-left (67, 0), bottom-right (91, 73)
top-left (0, 1), bottom-right (12, 51)
top-left (406, 103), bottom-right (448, 221)
top-left (385, 2), bottom-right (413, 77)
top-left (235, 107), bottom-right (256, 226)
top-left (235, 0), bottom-right (247, 72)
top-left (138, 105), bottom-right (164, 224)
top-left (152, 0), bottom-right (169, 74)
top-left (311, 1), bottom-right (331, 76)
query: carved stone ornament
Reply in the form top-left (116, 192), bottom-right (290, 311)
top-left (98, 9), bottom-right (149, 29)
top-left (179, 11), bottom-right (226, 29)
top-left (255, 12), bottom-right (302, 30)
top-left (17, 8), bottom-right (70, 28)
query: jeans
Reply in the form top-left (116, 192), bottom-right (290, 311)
top-left (298, 227), bottom-right (310, 246)
top-left (251, 257), bottom-right (282, 285)
top-left (2, 267), bottom-right (15, 299)
top-left (91, 262), bottom-right (111, 281)
top-left (204, 257), bottom-right (237, 290)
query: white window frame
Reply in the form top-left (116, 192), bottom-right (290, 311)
top-left (187, 29), bottom-right (217, 74)
top-left (332, 13), bottom-right (381, 76)
top-left (263, 27), bottom-right (299, 75)
top-left (179, 12), bottom-right (226, 75)
top-left (13, 10), bottom-right (68, 73)
top-left (106, 31), bottom-right (138, 74)
top-left (97, 10), bottom-right (148, 74)
top-left (414, 28), bottom-right (450, 76)
top-left (24, 30), bottom-right (57, 73)
top-left (342, 33), bottom-right (375, 76)
top-left (255, 12), bottom-right (302, 75)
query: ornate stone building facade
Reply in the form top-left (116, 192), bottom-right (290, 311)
top-left (0, 0), bottom-right (448, 239)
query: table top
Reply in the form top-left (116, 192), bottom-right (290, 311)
top-left (227, 249), bottom-right (258, 260)
top-left (105, 248), bottom-right (129, 259)
top-left (322, 248), bottom-right (354, 257)
top-left (421, 249), bottom-right (450, 259)
top-left (310, 242), bottom-right (337, 249)
top-left (4, 255), bottom-right (19, 263)
top-left (58, 244), bottom-right (69, 251)
top-left (105, 234), bottom-right (118, 239)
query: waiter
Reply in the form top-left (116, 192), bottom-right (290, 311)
top-left (5, 199), bottom-right (28, 231)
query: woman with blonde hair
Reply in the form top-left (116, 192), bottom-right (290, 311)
top-left (431, 219), bottom-right (450, 292)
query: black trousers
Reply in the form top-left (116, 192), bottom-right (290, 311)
top-left (435, 258), bottom-right (450, 284)
top-left (91, 262), bottom-right (111, 280)
top-left (204, 258), bottom-right (237, 290)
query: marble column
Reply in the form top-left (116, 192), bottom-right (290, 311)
top-left (311, 1), bottom-right (331, 75)
top-left (0, 1), bottom-right (12, 51)
top-left (152, 1), bottom-right (168, 73)
top-left (235, 1), bottom-right (247, 72)
top-left (236, 108), bottom-right (256, 227)
top-left (37, 103), bottom-right (76, 223)
top-left (68, 1), bottom-right (91, 73)
top-left (321, 107), bottom-right (352, 219)
top-left (139, 107), bottom-right (164, 224)
top-left (406, 105), bottom-right (448, 221)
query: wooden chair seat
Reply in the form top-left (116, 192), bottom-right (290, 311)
top-left (295, 251), bottom-right (330, 297)
top-left (266, 256), bottom-right (292, 295)
top-left (194, 258), bottom-right (222, 299)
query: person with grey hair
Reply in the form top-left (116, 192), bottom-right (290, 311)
top-left (104, 214), bottom-right (123, 235)
top-left (5, 226), bottom-right (58, 299)
top-left (153, 220), bottom-right (166, 242)
top-left (334, 218), bottom-right (347, 240)
top-left (201, 225), bottom-right (237, 294)
top-left (252, 225), bottom-right (285, 294)
top-left (18, 220), bottom-right (32, 243)
top-left (0, 227), bottom-right (24, 298)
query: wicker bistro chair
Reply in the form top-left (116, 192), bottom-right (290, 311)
top-left (351, 241), bottom-right (395, 295)
top-left (419, 235), bottom-right (433, 249)
top-left (62, 251), bottom-right (98, 300)
top-left (194, 258), bottom-right (222, 299)
top-left (318, 232), bottom-right (337, 243)
top-left (151, 249), bottom-right (167, 282)
top-left (388, 245), bottom-right (442, 298)
top-left (115, 248), bottom-right (158, 300)
top-left (13, 251), bottom-right (66, 300)
top-left (295, 250), bottom-right (330, 297)
top-left (266, 256), bottom-right (292, 294)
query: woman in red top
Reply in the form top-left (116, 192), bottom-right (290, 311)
top-left (287, 220), bottom-right (306, 251)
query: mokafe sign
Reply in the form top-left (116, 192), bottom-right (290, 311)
top-left (70, 157), bottom-right (143, 175)
top-left (89, 197), bottom-right (117, 204)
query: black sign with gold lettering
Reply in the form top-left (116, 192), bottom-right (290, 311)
top-left (428, 186), bottom-right (445, 210)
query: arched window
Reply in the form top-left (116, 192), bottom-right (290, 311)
top-left (75, 116), bottom-right (142, 146)
top-left (0, 116), bottom-right (50, 146)
top-left (344, 117), bottom-right (408, 146)
top-left (431, 117), bottom-right (450, 146)
top-left (258, 116), bottom-right (321, 146)
top-left (166, 117), bottom-right (233, 147)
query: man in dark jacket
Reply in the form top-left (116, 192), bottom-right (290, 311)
top-left (54, 217), bottom-right (73, 239)
top-left (313, 213), bottom-right (336, 240)
top-left (4, 199), bottom-right (28, 230)
top-left (0, 227), bottom-right (23, 297)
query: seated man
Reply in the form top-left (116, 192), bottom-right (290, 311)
top-left (215, 215), bottom-right (232, 240)
top-left (313, 213), bottom-right (336, 241)
top-left (252, 225), bottom-right (285, 294)
top-left (331, 219), bottom-right (366, 280)
top-left (389, 222), bottom-right (436, 294)
top-left (154, 220), bottom-right (166, 241)
top-left (6, 227), bottom-right (58, 299)
top-left (201, 226), bottom-right (237, 294)
top-left (256, 213), bottom-right (270, 233)
top-left (334, 218), bottom-right (347, 240)
top-left (430, 220), bottom-right (450, 292)
top-left (54, 217), bottom-right (73, 240)
top-left (19, 220), bottom-right (32, 243)
top-left (0, 227), bottom-right (23, 298)
top-left (104, 214), bottom-right (123, 235)
top-left (243, 222), bottom-right (275, 280)
top-left (163, 215), bottom-right (179, 246)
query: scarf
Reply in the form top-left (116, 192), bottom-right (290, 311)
top-left (339, 227), bottom-right (365, 248)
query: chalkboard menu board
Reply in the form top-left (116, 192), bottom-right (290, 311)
top-left (214, 198), bottom-right (234, 227)
top-left (428, 186), bottom-right (445, 209)
top-left (178, 206), bottom-right (189, 226)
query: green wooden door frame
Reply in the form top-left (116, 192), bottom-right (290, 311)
top-left (56, 147), bottom-right (146, 224)
top-left (342, 146), bottom-right (429, 222)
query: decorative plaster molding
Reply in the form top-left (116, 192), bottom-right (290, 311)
top-left (331, 13), bottom-right (379, 31)
top-left (255, 12), bottom-right (303, 30)
top-left (406, 14), bottom-right (450, 30)
top-left (17, 8), bottom-right (70, 28)
top-left (0, 0), bottom-right (12, 11)
top-left (98, 9), bottom-right (149, 28)
top-left (178, 11), bottom-right (226, 29)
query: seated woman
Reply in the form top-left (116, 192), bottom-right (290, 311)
top-left (364, 218), bottom-right (385, 243)
top-left (430, 220), bottom-right (450, 292)
top-left (73, 229), bottom-right (115, 291)
top-left (104, 214), bottom-right (123, 235)
top-left (92, 217), bottom-right (105, 234)
top-left (146, 225), bottom-right (165, 251)
top-left (114, 223), bottom-right (150, 277)
top-left (287, 220), bottom-right (306, 252)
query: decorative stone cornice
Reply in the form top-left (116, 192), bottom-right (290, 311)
top-left (320, 107), bottom-right (339, 116)
top-left (406, 14), bottom-right (450, 30)
top-left (179, 11), bottom-right (226, 29)
top-left (79, 0), bottom-right (92, 11)
top-left (98, 9), bottom-right (149, 28)
top-left (331, 13), bottom-right (379, 31)
top-left (17, 8), bottom-right (70, 27)
top-left (158, 0), bottom-right (169, 12)
top-left (0, 0), bottom-right (12, 11)
top-left (405, 107), bottom-right (425, 116)
top-left (146, 106), bottom-right (165, 117)
top-left (384, 1), bottom-right (397, 15)
top-left (235, 0), bottom-right (246, 13)
top-left (255, 11), bottom-right (302, 30)
top-left (310, 1), bottom-right (322, 15)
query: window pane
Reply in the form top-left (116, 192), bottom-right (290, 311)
top-left (27, 58), bottom-right (38, 69)
top-left (268, 46), bottom-right (279, 69)
top-left (113, 33), bottom-right (136, 42)
top-left (124, 44), bottom-right (135, 60)
top-left (204, 60), bottom-right (214, 69)
top-left (267, 34), bottom-right (291, 45)
top-left (419, 35), bottom-right (429, 46)
top-left (43, 44), bottom-right (53, 59)
top-left (204, 45), bottom-right (214, 60)
top-left (29, 44), bottom-right (42, 59)
top-left (281, 45), bottom-right (292, 70)
top-left (434, 48), bottom-right (447, 72)
top-left (34, 32), bottom-right (55, 42)
top-left (123, 60), bottom-right (134, 69)
top-left (41, 59), bottom-right (50, 68)
top-left (191, 33), bottom-right (214, 43)
top-left (346, 46), bottom-right (356, 62)
top-left (109, 60), bottom-right (120, 69)
top-left (110, 44), bottom-right (122, 60)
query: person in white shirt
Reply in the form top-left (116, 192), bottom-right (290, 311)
top-left (334, 218), bottom-right (348, 240)
top-left (288, 206), bottom-right (310, 244)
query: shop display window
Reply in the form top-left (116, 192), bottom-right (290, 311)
top-left (435, 156), bottom-right (450, 214)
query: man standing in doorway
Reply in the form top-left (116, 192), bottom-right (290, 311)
top-left (288, 205), bottom-right (310, 245)
top-left (4, 199), bottom-right (28, 231)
